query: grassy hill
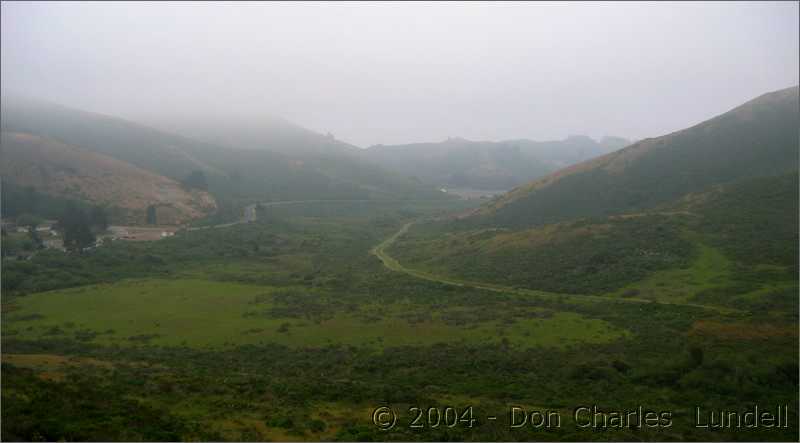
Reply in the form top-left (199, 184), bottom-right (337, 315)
top-left (152, 113), bottom-right (448, 202)
top-left (1, 95), bottom-right (447, 220)
top-left (152, 113), bottom-right (362, 157)
top-left (3, 85), bottom-right (797, 439)
top-left (477, 86), bottom-right (799, 227)
top-left (1, 94), bottom-right (218, 183)
top-left (390, 171), bottom-right (797, 295)
top-left (388, 86), bottom-right (799, 296)
top-left (362, 135), bottom-right (629, 191)
top-left (1, 132), bottom-right (217, 225)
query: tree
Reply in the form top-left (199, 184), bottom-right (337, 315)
top-left (59, 204), bottom-right (95, 252)
top-left (89, 206), bottom-right (109, 231)
top-left (146, 205), bottom-right (157, 225)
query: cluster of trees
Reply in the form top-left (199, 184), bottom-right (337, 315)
top-left (1, 204), bottom-right (110, 259)
top-left (2, 181), bottom-right (110, 253)
top-left (58, 204), bottom-right (108, 252)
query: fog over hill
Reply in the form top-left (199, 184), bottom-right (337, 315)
top-left (1, 93), bottom-right (448, 225)
top-left (1, 132), bottom-right (216, 225)
top-left (363, 135), bottom-right (631, 191)
top-left (2, 2), bottom-right (796, 146)
top-left (143, 112), bottom-right (362, 158)
top-left (478, 85), bottom-right (800, 226)
top-left (1, 3), bottom-right (799, 442)
top-left (389, 85), bottom-right (799, 297)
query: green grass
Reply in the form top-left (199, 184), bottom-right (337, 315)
top-left (3, 278), bottom-right (628, 349)
top-left (375, 221), bottom-right (737, 314)
top-left (605, 242), bottom-right (731, 304)
top-left (3, 196), bottom-right (797, 442)
top-left (389, 215), bottom-right (696, 295)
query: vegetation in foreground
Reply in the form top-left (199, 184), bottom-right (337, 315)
top-left (2, 198), bottom-right (797, 441)
top-left (389, 173), bottom-right (798, 302)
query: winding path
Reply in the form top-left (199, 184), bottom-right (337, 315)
top-left (187, 199), bottom-right (384, 231)
top-left (188, 199), bottom-right (735, 313)
top-left (371, 221), bottom-right (738, 313)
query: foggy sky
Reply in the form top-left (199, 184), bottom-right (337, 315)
top-left (2, 1), bottom-right (798, 147)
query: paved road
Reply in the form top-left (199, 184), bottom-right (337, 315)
top-left (186, 200), bottom-right (337, 230)
top-left (371, 220), bottom-right (738, 313)
top-left (185, 202), bottom-right (263, 231)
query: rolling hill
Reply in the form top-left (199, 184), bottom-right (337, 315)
top-left (150, 113), bottom-right (362, 158)
top-left (476, 86), bottom-right (799, 227)
top-left (362, 135), bottom-right (629, 191)
top-left (0, 94), bottom-right (447, 219)
top-left (147, 113), bottom-right (450, 202)
top-left (390, 170), bottom-right (798, 295)
top-left (387, 86), bottom-right (799, 296)
top-left (1, 132), bottom-right (216, 225)
top-left (1, 94), bottom-right (219, 183)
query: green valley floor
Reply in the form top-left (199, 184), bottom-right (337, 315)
top-left (2, 200), bottom-right (797, 441)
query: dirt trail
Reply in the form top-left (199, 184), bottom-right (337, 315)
top-left (188, 199), bottom-right (415, 231)
top-left (371, 220), bottom-right (738, 313)
top-left (191, 200), bottom-right (736, 314)
top-left (187, 200), bottom-right (363, 230)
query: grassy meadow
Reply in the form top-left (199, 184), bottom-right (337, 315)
top-left (2, 198), bottom-right (797, 441)
top-left (3, 278), bottom-right (627, 349)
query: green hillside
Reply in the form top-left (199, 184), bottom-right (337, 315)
top-left (363, 135), bottom-right (629, 190)
top-left (478, 86), bottom-right (798, 227)
top-left (0, 131), bottom-right (217, 225)
top-left (389, 171), bottom-right (798, 296)
top-left (3, 87), bottom-right (797, 440)
top-left (152, 113), bottom-right (362, 157)
top-left (1, 94), bottom-right (214, 182)
top-left (388, 87), bottom-right (799, 296)
top-left (0, 95), bottom-right (447, 218)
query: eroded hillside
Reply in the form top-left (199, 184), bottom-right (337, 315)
top-left (1, 132), bottom-right (216, 225)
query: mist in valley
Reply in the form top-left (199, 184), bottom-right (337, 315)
top-left (2, 1), bottom-right (797, 148)
top-left (1, 3), bottom-right (799, 442)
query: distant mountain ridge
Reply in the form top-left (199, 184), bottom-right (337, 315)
top-left (362, 135), bottom-right (630, 191)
